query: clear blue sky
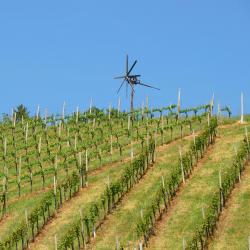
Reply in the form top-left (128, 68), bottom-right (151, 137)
top-left (0, 1), bottom-right (249, 116)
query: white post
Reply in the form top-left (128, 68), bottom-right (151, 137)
top-left (38, 137), bottom-right (42, 154)
top-left (201, 207), bottom-right (205, 219)
top-left (107, 174), bottom-right (110, 188)
top-left (131, 142), bottom-right (134, 161)
top-left (210, 93), bottom-right (214, 114)
top-left (18, 156), bottom-right (22, 184)
top-left (182, 237), bottom-right (186, 250)
top-left (79, 209), bottom-right (87, 249)
top-left (53, 175), bottom-right (57, 195)
top-left (44, 108), bottom-right (48, 124)
top-left (54, 155), bottom-right (58, 173)
top-left (4, 138), bottom-right (7, 157)
top-left (118, 98), bottom-right (121, 117)
top-left (62, 101), bottom-right (66, 120)
top-left (85, 150), bottom-right (88, 172)
top-left (116, 236), bottom-right (120, 250)
top-left (74, 134), bottom-right (77, 150)
top-left (217, 103), bottom-right (221, 118)
top-left (154, 132), bottom-right (157, 162)
top-left (85, 149), bottom-right (88, 187)
top-left (36, 105), bottom-right (40, 120)
top-left (179, 147), bottom-right (185, 184)
top-left (108, 103), bottom-right (111, 120)
top-left (25, 209), bottom-right (28, 226)
top-left (161, 176), bottom-right (165, 189)
top-left (128, 115), bottom-right (130, 130)
top-left (146, 96), bottom-right (149, 111)
top-left (240, 92), bottom-right (244, 124)
top-left (139, 242), bottom-right (143, 250)
top-left (219, 170), bottom-right (222, 189)
top-left (11, 108), bottom-right (14, 122)
top-left (192, 130), bottom-right (196, 146)
top-left (89, 98), bottom-right (93, 114)
top-left (177, 88), bottom-right (181, 118)
top-left (110, 135), bottom-right (113, 156)
top-left (13, 112), bottom-right (16, 127)
top-left (58, 121), bottom-right (61, 137)
top-left (140, 209), bottom-right (143, 219)
top-left (78, 152), bottom-right (82, 167)
top-left (25, 123), bottom-right (29, 143)
top-left (54, 234), bottom-right (57, 250)
top-left (76, 106), bottom-right (79, 124)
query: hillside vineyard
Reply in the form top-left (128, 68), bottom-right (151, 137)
top-left (0, 104), bottom-right (249, 249)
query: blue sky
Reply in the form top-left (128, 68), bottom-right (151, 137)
top-left (0, 1), bottom-right (249, 116)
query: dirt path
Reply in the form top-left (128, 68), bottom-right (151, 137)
top-left (208, 162), bottom-right (250, 250)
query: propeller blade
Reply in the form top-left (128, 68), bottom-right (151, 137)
top-left (126, 55), bottom-right (128, 75)
top-left (127, 60), bottom-right (137, 75)
top-left (114, 76), bottom-right (126, 79)
top-left (129, 74), bottom-right (141, 78)
top-left (117, 79), bottom-right (125, 94)
top-left (137, 82), bottom-right (160, 90)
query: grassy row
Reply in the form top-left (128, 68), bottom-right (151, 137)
top-left (147, 124), bottom-right (245, 249)
top-left (134, 118), bottom-right (217, 248)
top-left (185, 130), bottom-right (250, 249)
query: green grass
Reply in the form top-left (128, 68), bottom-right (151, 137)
top-left (88, 136), bottom-right (192, 249)
top-left (209, 162), bottom-right (250, 249)
top-left (0, 119), bottom-right (201, 249)
top-left (2, 112), bottom-right (243, 249)
top-left (147, 124), bottom-right (247, 249)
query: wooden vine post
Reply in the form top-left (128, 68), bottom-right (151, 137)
top-left (36, 105), bottom-right (40, 120)
top-left (192, 130), bottom-right (198, 162)
top-left (201, 206), bottom-right (205, 219)
top-left (62, 101), bottom-right (66, 122)
top-left (240, 92), bottom-right (244, 124)
top-left (179, 147), bottom-right (185, 184)
top-left (53, 175), bottom-right (57, 209)
top-left (130, 141), bottom-right (134, 162)
top-left (76, 106), bottom-right (79, 124)
top-left (115, 236), bottom-right (120, 250)
top-left (80, 209), bottom-right (86, 249)
top-left (54, 234), bottom-right (57, 250)
top-left (182, 237), bottom-right (186, 250)
top-left (85, 149), bottom-right (88, 186)
top-left (177, 88), bottom-right (181, 120)
top-left (117, 98), bottom-right (121, 117)
top-left (110, 134), bottom-right (113, 158)
top-left (219, 169), bottom-right (223, 211)
top-left (44, 107), bottom-right (48, 124)
top-left (108, 103), bottom-right (111, 120)
top-left (18, 156), bottom-right (22, 197)
top-left (245, 127), bottom-right (249, 155)
top-left (78, 152), bottom-right (83, 188)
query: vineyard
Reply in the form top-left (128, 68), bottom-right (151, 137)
top-left (0, 104), bottom-right (249, 250)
